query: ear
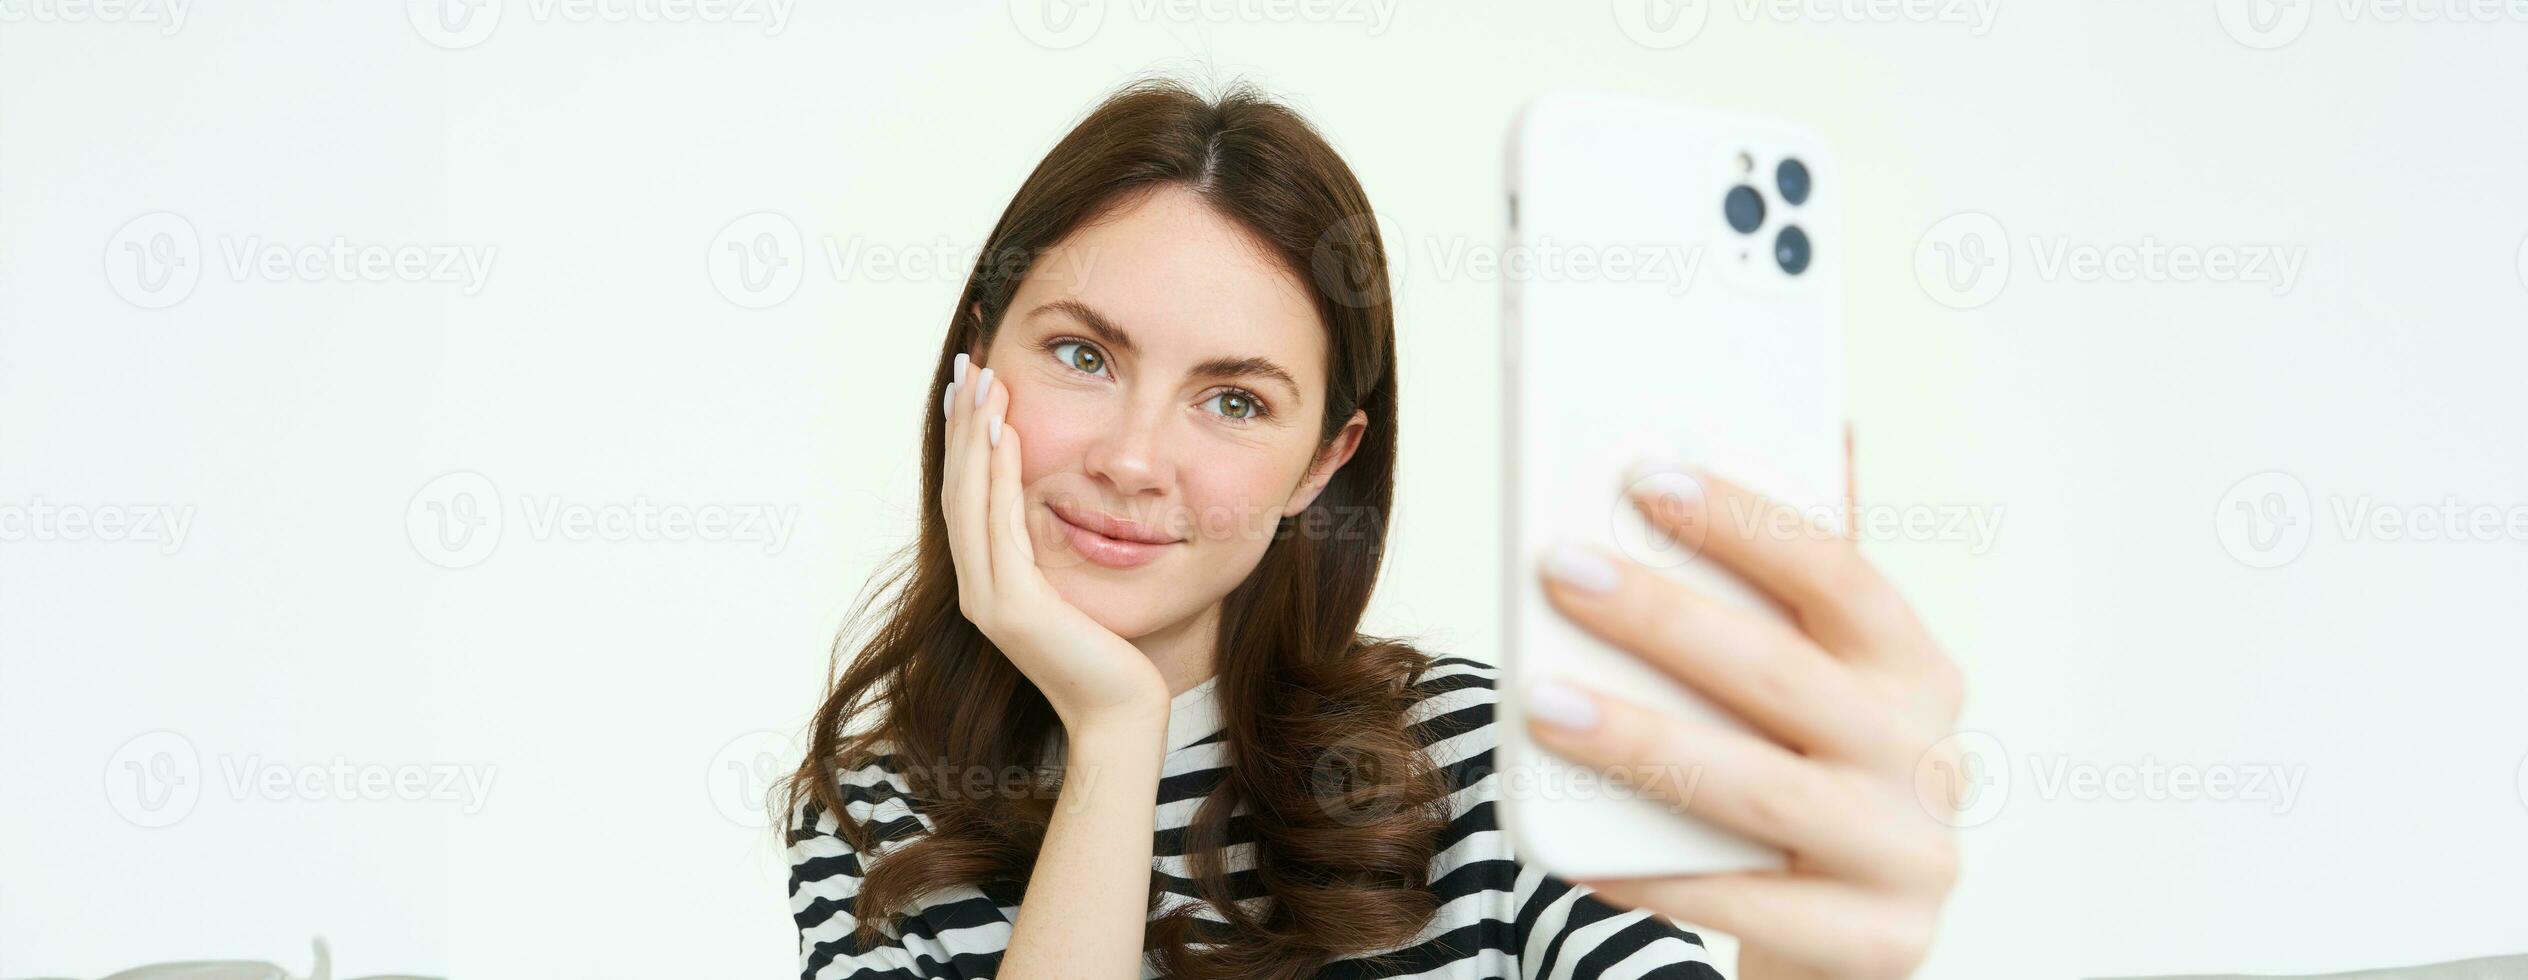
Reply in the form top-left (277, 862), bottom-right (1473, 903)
top-left (1284, 410), bottom-right (1369, 517)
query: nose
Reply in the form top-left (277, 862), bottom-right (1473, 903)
top-left (1081, 394), bottom-right (1177, 499)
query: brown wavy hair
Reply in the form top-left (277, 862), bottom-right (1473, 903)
top-left (779, 78), bottom-right (1456, 978)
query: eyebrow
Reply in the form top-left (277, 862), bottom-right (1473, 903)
top-left (1026, 299), bottom-right (1303, 403)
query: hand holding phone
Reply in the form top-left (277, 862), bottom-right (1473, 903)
top-left (1500, 91), bottom-right (1968, 979)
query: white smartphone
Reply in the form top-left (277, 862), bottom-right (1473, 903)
top-left (1499, 90), bottom-right (1849, 879)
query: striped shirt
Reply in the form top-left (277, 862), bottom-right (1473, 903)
top-left (787, 656), bottom-right (1723, 979)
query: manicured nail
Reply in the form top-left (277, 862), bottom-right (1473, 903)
top-left (953, 352), bottom-right (969, 384)
top-left (1526, 676), bottom-right (1602, 732)
top-left (989, 414), bottom-right (1003, 448)
top-left (974, 367), bottom-right (993, 408)
top-left (942, 381), bottom-right (958, 419)
top-left (1625, 455), bottom-right (1705, 506)
top-left (1542, 542), bottom-right (1619, 593)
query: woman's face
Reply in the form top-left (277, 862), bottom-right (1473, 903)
top-left (976, 183), bottom-right (1366, 641)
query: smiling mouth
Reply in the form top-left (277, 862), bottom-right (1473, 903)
top-left (1045, 501), bottom-right (1181, 569)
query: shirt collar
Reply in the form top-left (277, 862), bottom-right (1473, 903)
top-left (1165, 673), bottom-right (1224, 752)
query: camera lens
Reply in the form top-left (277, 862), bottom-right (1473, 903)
top-left (1774, 225), bottom-right (1812, 275)
top-left (1776, 158), bottom-right (1811, 206)
top-left (1723, 185), bottom-right (1765, 234)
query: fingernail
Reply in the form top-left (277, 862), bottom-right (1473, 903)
top-left (989, 415), bottom-right (1003, 448)
top-left (1542, 542), bottom-right (1619, 593)
top-left (1526, 676), bottom-right (1601, 732)
top-left (974, 367), bottom-right (993, 408)
top-left (953, 352), bottom-right (969, 384)
top-left (1625, 455), bottom-right (1705, 506)
top-left (942, 381), bottom-right (958, 419)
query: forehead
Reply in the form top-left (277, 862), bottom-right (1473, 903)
top-left (1012, 184), bottom-right (1327, 390)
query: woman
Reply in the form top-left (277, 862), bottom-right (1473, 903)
top-left (783, 79), bottom-right (1964, 979)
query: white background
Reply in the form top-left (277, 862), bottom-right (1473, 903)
top-left (5, 2), bottom-right (2526, 978)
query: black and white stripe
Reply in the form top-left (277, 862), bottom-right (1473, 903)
top-left (788, 657), bottom-right (1723, 979)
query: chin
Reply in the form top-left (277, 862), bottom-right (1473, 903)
top-left (1044, 567), bottom-right (1177, 640)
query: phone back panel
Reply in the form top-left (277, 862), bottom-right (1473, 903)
top-left (1501, 90), bottom-right (1847, 878)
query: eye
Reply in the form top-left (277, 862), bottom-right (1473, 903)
top-left (1051, 340), bottom-right (1108, 376)
top-left (1203, 390), bottom-right (1265, 421)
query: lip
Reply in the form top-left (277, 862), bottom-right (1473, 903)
top-left (1045, 500), bottom-right (1182, 570)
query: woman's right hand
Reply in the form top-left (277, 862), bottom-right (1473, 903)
top-left (941, 353), bottom-right (1170, 733)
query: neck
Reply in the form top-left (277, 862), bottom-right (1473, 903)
top-left (1131, 601), bottom-right (1222, 698)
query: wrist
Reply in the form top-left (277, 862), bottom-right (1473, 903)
top-left (1062, 701), bottom-right (1169, 747)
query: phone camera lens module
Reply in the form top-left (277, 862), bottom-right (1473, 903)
top-left (1774, 224), bottom-right (1812, 275)
top-left (1724, 185), bottom-right (1765, 233)
top-left (1776, 158), bottom-right (1811, 206)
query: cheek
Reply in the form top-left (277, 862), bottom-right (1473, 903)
top-left (1010, 388), bottom-right (1100, 486)
top-left (1178, 451), bottom-right (1301, 547)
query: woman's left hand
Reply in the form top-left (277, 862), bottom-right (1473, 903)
top-left (1522, 432), bottom-right (1967, 980)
